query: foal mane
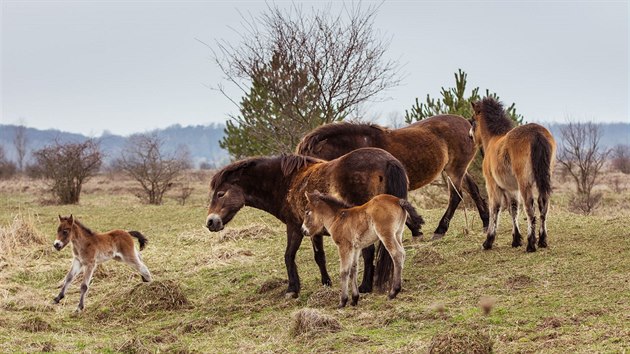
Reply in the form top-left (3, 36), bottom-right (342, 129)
top-left (296, 122), bottom-right (388, 153)
top-left (211, 155), bottom-right (321, 189)
top-left (476, 97), bottom-right (515, 136)
top-left (315, 193), bottom-right (353, 210)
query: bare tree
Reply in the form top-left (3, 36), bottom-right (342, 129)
top-left (116, 133), bottom-right (191, 205)
top-left (0, 146), bottom-right (17, 179)
top-left (557, 122), bottom-right (609, 214)
top-left (212, 3), bottom-right (401, 156)
top-left (611, 144), bottom-right (630, 174)
top-left (32, 139), bottom-right (102, 204)
top-left (13, 123), bottom-right (28, 172)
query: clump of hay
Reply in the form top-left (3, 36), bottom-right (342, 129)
top-left (123, 280), bottom-right (190, 312)
top-left (217, 223), bottom-right (274, 243)
top-left (306, 286), bottom-right (338, 308)
top-left (19, 315), bottom-right (51, 333)
top-left (412, 247), bottom-right (445, 266)
top-left (117, 337), bottom-right (151, 354)
top-left (428, 329), bottom-right (493, 354)
top-left (257, 277), bottom-right (287, 294)
top-left (290, 308), bottom-right (341, 337)
top-left (178, 317), bottom-right (222, 334)
top-left (478, 296), bottom-right (496, 316)
top-left (0, 213), bottom-right (46, 258)
top-left (505, 274), bottom-right (534, 290)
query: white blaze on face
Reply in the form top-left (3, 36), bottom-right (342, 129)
top-left (301, 223), bottom-right (311, 236)
top-left (53, 240), bottom-right (64, 250)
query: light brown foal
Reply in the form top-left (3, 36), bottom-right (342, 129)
top-left (301, 191), bottom-right (423, 308)
top-left (53, 215), bottom-right (152, 311)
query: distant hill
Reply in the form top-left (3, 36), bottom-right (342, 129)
top-left (0, 123), bottom-right (229, 168)
top-left (1, 122), bottom-right (628, 168)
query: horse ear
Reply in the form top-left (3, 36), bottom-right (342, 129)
top-left (68, 214), bottom-right (74, 224)
top-left (58, 215), bottom-right (62, 221)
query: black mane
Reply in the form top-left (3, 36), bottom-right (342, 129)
top-left (314, 192), bottom-right (353, 210)
top-left (477, 97), bottom-right (514, 136)
top-left (296, 122), bottom-right (388, 154)
top-left (211, 154), bottom-right (321, 190)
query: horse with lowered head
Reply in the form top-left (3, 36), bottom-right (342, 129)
top-left (469, 97), bottom-right (556, 252)
top-left (206, 147), bottom-right (423, 298)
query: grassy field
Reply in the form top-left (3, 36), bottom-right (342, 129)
top-left (0, 172), bottom-right (628, 353)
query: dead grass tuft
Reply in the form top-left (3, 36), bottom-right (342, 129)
top-left (19, 315), bottom-right (51, 332)
top-left (178, 317), bottom-right (222, 334)
top-left (0, 213), bottom-right (46, 258)
top-left (428, 328), bottom-right (493, 354)
top-left (538, 316), bottom-right (564, 329)
top-left (217, 223), bottom-right (274, 243)
top-left (290, 308), bottom-right (342, 337)
top-left (505, 274), bottom-right (534, 290)
top-left (117, 336), bottom-right (152, 354)
top-left (306, 286), bottom-right (338, 308)
top-left (123, 280), bottom-right (190, 312)
top-left (412, 247), bottom-right (445, 266)
top-left (257, 277), bottom-right (287, 294)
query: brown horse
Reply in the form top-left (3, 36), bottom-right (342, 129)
top-left (206, 147), bottom-right (423, 297)
top-left (296, 115), bottom-right (489, 239)
top-left (53, 215), bottom-right (152, 311)
top-left (302, 191), bottom-right (422, 307)
top-left (469, 97), bottom-right (556, 252)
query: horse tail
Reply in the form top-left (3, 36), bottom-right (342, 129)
top-left (399, 199), bottom-right (425, 229)
top-left (128, 231), bottom-right (148, 251)
top-left (384, 160), bottom-right (408, 200)
top-left (531, 133), bottom-right (553, 198)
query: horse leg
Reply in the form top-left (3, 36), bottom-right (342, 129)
top-left (350, 250), bottom-right (360, 306)
top-left (53, 258), bottom-right (81, 304)
top-left (127, 252), bottom-right (152, 282)
top-left (358, 244), bottom-right (374, 293)
top-left (432, 175), bottom-right (463, 240)
top-left (338, 244), bottom-right (353, 308)
top-left (77, 263), bottom-right (96, 311)
top-left (520, 187), bottom-right (537, 252)
top-left (310, 234), bottom-right (332, 286)
top-left (377, 225), bottom-right (405, 299)
top-left (508, 194), bottom-right (523, 247)
top-left (463, 172), bottom-right (490, 232)
top-left (538, 194), bottom-right (550, 248)
top-left (483, 194), bottom-right (501, 250)
top-left (284, 224), bottom-right (304, 298)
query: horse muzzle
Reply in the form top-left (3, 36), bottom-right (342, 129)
top-left (53, 240), bottom-right (64, 251)
top-left (206, 214), bottom-right (224, 232)
top-left (301, 224), bottom-right (311, 237)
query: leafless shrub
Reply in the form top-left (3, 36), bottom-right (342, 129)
top-left (611, 144), bottom-right (630, 174)
top-left (115, 133), bottom-right (191, 205)
top-left (31, 139), bottom-right (102, 204)
top-left (0, 146), bottom-right (17, 180)
top-left (12, 123), bottom-right (28, 172)
top-left (557, 122), bottom-right (609, 214)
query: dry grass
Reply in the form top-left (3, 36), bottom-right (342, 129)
top-left (428, 328), bottom-right (493, 354)
top-left (0, 213), bottom-right (46, 258)
top-left (217, 223), bottom-right (275, 243)
top-left (290, 308), bottom-right (342, 337)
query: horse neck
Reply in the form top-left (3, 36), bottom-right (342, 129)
top-left (319, 202), bottom-right (346, 230)
top-left (238, 162), bottom-right (293, 220)
top-left (69, 223), bottom-right (90, 248)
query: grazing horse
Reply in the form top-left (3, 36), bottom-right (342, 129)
top-left (469, 97), bottom-right (556, 252)
top-left (302, 191), bottom-right (423, 307)
top-left (206, 147), bottom-right (422, 297)
top-left (53, 215), bottom-right (152, 311)
top-left (296, 115), bottom-right (489, 239)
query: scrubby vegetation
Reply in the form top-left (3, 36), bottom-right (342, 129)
top-left (0, 171), bottom-right (628, 352)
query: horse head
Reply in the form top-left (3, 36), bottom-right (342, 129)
top-left (54, 214), bottom-right (74, 251)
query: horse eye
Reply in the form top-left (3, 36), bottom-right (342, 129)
top-left (62, 230), bottom-right (69, 236)
top-left (306, 210), bottom-right (311, 216)
top-left (217, 191), bottom-right (226, 198)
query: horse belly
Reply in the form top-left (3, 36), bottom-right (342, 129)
top-left (492, 168), bottom-right (519, 192)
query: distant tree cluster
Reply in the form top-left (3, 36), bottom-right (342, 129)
top-left (0, 146), bottom-right (17, 179)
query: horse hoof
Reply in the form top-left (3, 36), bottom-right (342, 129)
top-left (526, 246), bottom-right (536, 253)
top-left (512, 242), bottom-right (522, 248)
top-left (431, 233), bottom-right (445, 241)
top-left (358, 285), bottom-right (372, 294)
top-left (538, 241), bottom-right (548, 248)
top-left (322, 278), bottom-right (332, 287)
top-left (412, 235), bottom-right (424, 243)
top-left (285, 292), bottom-right (298, 299)
top-left (482, 242), bottom-right (492, 250)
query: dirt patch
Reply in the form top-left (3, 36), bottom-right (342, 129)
top-left (428, 328), bottom-right (493, 354)
top-left (412, 248), bottom-right (445, 266)
top-left (306, 286), bottom-right (338, 308)
top-left (178, 317), bottom-right (223, 334)
top-left (290, 308), bottom-right (342, 337)
top-left (117, 337), bottom-right (152, 354)
top-left (505, 274), bottom-right (534, 290)
top-left (538, 316), bottom-right (564, 329)
top-left (218, 223), bottom-right (274, 243)
top-left (19, 315), bottom-right (51, 332)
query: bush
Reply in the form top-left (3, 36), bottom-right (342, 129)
top-left (611, 144), bottom-right (630, 174)
top-left (0, 146), bottom-right (17, 180)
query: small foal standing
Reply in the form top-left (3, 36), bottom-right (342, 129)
top-left (470, 97), bottom-right (556, 252)
top-left (53, 215), bottom-right (152, 311)
top-left (302, 191), bottom-right (423, 307)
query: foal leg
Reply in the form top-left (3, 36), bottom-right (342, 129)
top-left (520, 186), bottom-right (537, 252)
top-left (463, 172), bottom-right (490, 232)
top-left (338, 243), bottom-right (353, 308)
top-left (507, 194), bottom-right (523, 247)
top-left (377, 226), bottom-right (406, 299)
top-left (53, 258), bottom-right (81, 304)
top-left (432, 175), bottom-right (463, 240)
top-left (127, 252), bottom-right (152, 282)
top-left (350, 250), bottom-right (361, 306)
top-left (538, 194), bottom-right (550, 248)
top-left (77, 263), bottom-right (96, 311)
top-left (483, 194), bottom-right (502, 250)
top-left (310, 234), bottom-right (332, 286)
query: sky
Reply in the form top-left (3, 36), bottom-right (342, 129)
top-left (1, 0), bottom-right (628, 137)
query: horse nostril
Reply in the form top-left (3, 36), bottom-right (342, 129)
top-left (207, 219), bottom-right (214, 227)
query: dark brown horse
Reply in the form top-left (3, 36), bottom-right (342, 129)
top-left (206, 148), bottom-right (422, 297)
top-left (296, 115), bottom-right (490, 239)
top-left (470, 97), bottom-right (556, 252)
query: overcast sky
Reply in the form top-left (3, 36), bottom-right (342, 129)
top-left (1, 0), bottom-right (628, 136)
